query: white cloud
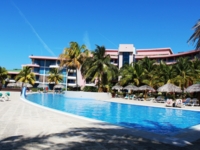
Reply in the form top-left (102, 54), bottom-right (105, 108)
top-left (11, 1), bottom-right (56, 56)
top-left (83, 31), bottom-right (91, 50)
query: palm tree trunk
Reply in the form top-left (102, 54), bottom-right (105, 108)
top-left (65, 68), bottom-right (68, 91)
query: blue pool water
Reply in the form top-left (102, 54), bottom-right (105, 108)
top-left (26, 93), bottom-right (200, 135)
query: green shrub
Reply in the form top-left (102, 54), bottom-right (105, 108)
top-left (83, 86), bottom-right (98, 92)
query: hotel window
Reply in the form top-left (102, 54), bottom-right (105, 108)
top-left (33, 67), bottom-right (39, 73)
top-left (46, 60), bottom-right (56, 67)
top-left (35, 59), bottom-right (45, 66)
top-left (61, 68), bottom-right (67, 75)
top-left (68, 72), bottom-right (76, 76)
top-left (45, 68), bottom-right (50, 75)
top-left (168, 57), bottom-right (174, 62)
top-left (68, 79), bottom-right (75, 84)
top-left (122, 52), bottom-right (129, 66)
top-left (39, 67), bottom-right (45, 74)
top-left (86, 78), bottom-right (94, 84)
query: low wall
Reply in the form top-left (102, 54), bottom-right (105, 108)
top-left (64, 91), bottom-right (111, 100)
top-left (1, 88), bottom-right (21, 92)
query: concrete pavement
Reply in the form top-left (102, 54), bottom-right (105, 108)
top-left (0, 92), bottom-right (200, 150)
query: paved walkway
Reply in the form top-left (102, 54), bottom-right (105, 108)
top-left (0, 92), bottom-right (200, 150)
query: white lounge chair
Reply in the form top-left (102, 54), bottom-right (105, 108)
top-left (183, 98), bottom-right (191, 106)
top-left (175, 99), bottom-right (183, 108)
top-left (165, 99), bottom-right (173, 107)
top-left (0, 93), bottom-right (5, 102)
top-left (1, 92), bottom-right (10, 101)
top-left (190, 98), bottom-right (199, 106)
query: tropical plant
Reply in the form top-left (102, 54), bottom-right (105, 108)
top-left (59, 41), bottom-right (90, 89)
top-left (190, 57), bottom-right (200, 82)
top-left (81, 45), bottom-right (118, 92)
top-left (138, 57), bottom-right (159, 88)
top-left (173, 57), bottom-right (193, 89)
top-left (47, 68), bottom-right (63, 85)
top-left (188, 19), bottom-right (200, 50)
top-left (119, 63), bottom-right (145, 86)
top-left (156, 61), bottom-right (177, 85)
top-left (15, 66), bottom-right (35, 87)
top-left (0, 66), bottom-right (9, 89)
top-left (138, 57), bottom-right (156, 73)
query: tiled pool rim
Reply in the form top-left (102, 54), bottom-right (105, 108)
top-left (22, 92), bottom-right (200, 147)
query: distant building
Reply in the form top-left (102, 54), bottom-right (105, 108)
top-left (6, 44), bottom-right (200, 89)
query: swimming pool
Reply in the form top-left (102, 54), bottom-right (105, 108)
top-left (26, 93), bottom-right (200, 135)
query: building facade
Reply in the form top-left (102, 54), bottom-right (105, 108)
top-left (6, 44), bottom-right (200, 89)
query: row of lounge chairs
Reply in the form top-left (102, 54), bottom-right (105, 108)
top-left (165, 98), bottom-right (199, 108)
top-left (119, 94), bottom-right (199, 108)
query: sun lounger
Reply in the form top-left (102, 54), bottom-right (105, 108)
top-left (0, 93), bottom-right (5, 102)
top-left (154, 96), bottom-right (165, 103)
top-left (146, 97), bottom-right (155, 101)
top-left (190, 98), bottom-right (199, 106)
top-left (0, 92), bottom-right (10, 101)
top-left (183, 98), bottom-right (191, 106)
top-left (124, 94), bottom-right (129, 99)
top-left (175, 99), bottom-right (183, 108)
top-left (165, 99), bottom-right (173, 107)
top-left (3, 92), bottom-right (10, 101)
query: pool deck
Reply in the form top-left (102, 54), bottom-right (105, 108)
top-left (0, 92), bottom-right (200, 150)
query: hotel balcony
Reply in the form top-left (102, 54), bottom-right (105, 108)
top-left (25, 64), bottom-right (40, 67)
top-left (67, 83), bottom-right (76, 87)
top-left (8, 79), bottom-right (16, 83)
top-left (111, 62), bottom-right (118, 66)
top-left (85, 83), bottom-right (96, 86)
top-left (67, 76), bottom-right (76, 80)
top-left (49, 64), bottom-right (59, 68)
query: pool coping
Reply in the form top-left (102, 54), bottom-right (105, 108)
top-left (22, 93), bottom-right (200, 147)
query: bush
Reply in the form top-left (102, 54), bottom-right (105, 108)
top-left (82, 86), bottom-right (98, 92)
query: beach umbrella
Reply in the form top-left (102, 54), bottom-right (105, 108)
top-left (7, 82), bottom-right (17, 87)
top-left (138, 85), bottom-right (155, 100)
top-left (54, 84), bottom-right (65, 89)
top-left (157, 83), bottom-right (181, 93)
top-left (37, 84), bottom-right (48, 88)
top-left (185, 84), bottom-right (200, 93)
top-left (138, 85), bottom-right (155, 91)
top-left (112, 85), bottom-right (123, 90)
top-left (24, 83), bottom-right (33, 88)
top-left (123, 85), bottom-right (139, 91)
top-left (16, 82), bottom-right (33, 88)
top-left (112, 84), bottom-right (123, 92)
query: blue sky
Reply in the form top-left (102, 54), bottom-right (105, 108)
top-left (0, 0), bottom-right (199, 69)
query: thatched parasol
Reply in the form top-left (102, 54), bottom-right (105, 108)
top-left (123, 85), bottom-right (139, 91)
top-left (7, 82), bottom-right (17, 87)
top-left (138, 85), bottom-right (155, 91)
top-left (185, 84), bottom-right (200, 93)
top-left (157, 83), bottom-right (181, 93)
top-left (37, 84), bottom-right (48, 88)
top-left (112, 85), bottom-right (123, 90)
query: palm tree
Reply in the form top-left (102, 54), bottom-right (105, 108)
top-left (138, 57), bottom-right (156, 73)
top-left (81, 45), bottom-right (118, 92)
top-left (173, 57), bottom-right (193, 89)
top-left (119, 63), bottom-right (145, 86)
top-left (47, 68), bottom-right (63, 85)
top-left (0, 66), bottom-right (9, 90)
top-left (59, 42), bottom-right (89, 90)
top-left (156, 61), bottom-right (177, 85)
top-left (15, 66), bottom-right (35, 87)
top-left (138, 57), bottom-right (158, 88)
top-left (190, 57), bottom-right (200, 83)
top-left (188, 19), bottom-right (200, 50)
